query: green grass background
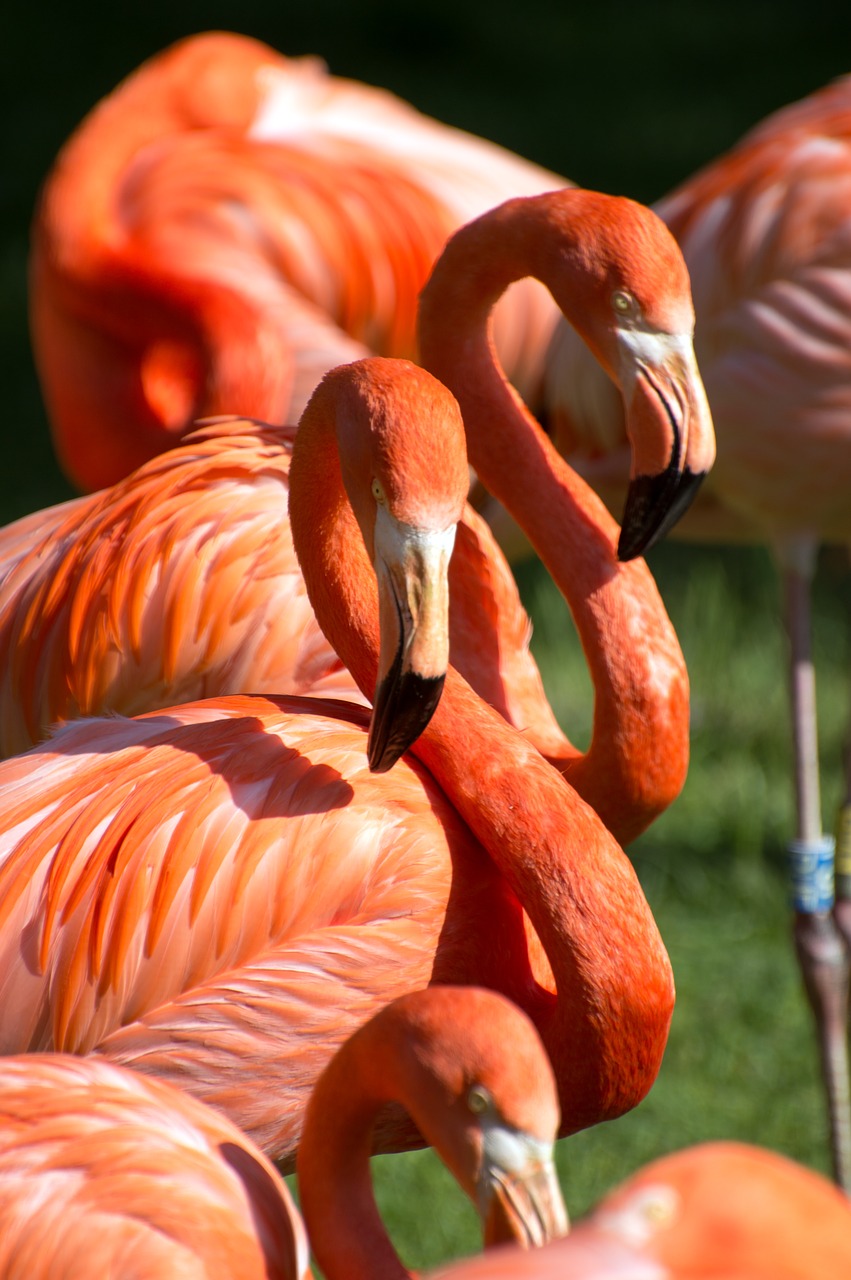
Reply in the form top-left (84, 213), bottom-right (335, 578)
top-left (2, 1), bottom-right (851, 1271)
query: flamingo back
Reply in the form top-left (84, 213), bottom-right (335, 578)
top-left (0, 1052), bottom-right (308, 1279)
top-left (0, 694), bottom-right (515, 1167)
top-left (30, 31), bottom-right (567, 490)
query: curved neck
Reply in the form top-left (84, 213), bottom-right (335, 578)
top-left (419, 194), bottom-right (690, 844)
top-left (288, 387), bottom-right (380, 703)
top-left (417, 676), bottom-right (674, 1133)
top-left (297, 1023), bottom-right (416, 1280)
top-left (290, 391), bottom-right (674, 1137)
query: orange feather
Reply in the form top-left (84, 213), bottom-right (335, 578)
top-left (0, 358), bottom-right (673, 1171)
top-left (29, 31), bottom-right (564, 492)
top-left (0, 1053), bottom-right (309, 1279)
top-left (545, 74), bottom-right (851, 1188)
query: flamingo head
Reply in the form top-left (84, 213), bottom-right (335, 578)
top-left (541, 191), bottom-right (716, 559)
top-left (328, 358), bottom-right (469, 773)
top-left (371, 987), bottom-right (569, 1250)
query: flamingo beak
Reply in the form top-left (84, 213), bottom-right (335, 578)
top-left (478, 1130), bottom-right (569, 1250)
top-left (368, 509), bottom-right (456, 773)
top-left (617, 334), bottom-right (715, 561)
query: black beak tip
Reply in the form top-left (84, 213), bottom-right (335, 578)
top-left (367, 745), bottom-right (400, 775)
top-left (617, 467), bottom-right (708, 562)
top-left (367, 671), bottom-right (446, 774)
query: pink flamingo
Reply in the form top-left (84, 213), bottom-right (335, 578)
top-left (0, 357), bottom-right (674, 1169)
top-left (5, 189), bottom-right (714, 849)
top-left (0, 987), bottom-right (567, 1279)
top-left (543, 74), bottom-right (851, 1189)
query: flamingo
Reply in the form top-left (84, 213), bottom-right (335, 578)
top-left (428, 1142), bottom-right (851, 1278)
top-left (297, 986), bottom-right (568, 1277)
top-left (28, 29), bottom-right (567, 492)
top-left (0, 988), bottom-right (567, 1280)
top-left (6, 188), bottom-right (714, 848)
top-left (0, 417), bottom-right (554, 765)
top-left (0, 1053), bottom-right (310, 1279)
top-left (0, 356), bottom-right (675, 1171)
top-left (417, 187), bottom-right (714, 843)
top-left (542, 74), bottom-right (851, 1188)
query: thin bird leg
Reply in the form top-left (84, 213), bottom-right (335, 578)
top-left (833, 734), bottom-right (851, 905)
top-left (832, 703), bottom-right (851, 998)
top-left (779, 542), bottom-right (851, 1192)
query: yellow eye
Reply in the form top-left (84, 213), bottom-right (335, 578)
top-left (371, 478), bottom-right (386, 504)
top-left (467, 1084), bottom-right (491, 1115)
top-left (612, 290), bottom-right (633, 315)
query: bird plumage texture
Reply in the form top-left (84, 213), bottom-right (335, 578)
top-left (0, 1053), bottom-right (309, 1279)
top-left (0, 358), bottom-right (674, 1172)
top-left (29, 30), bottom-right (565, 491)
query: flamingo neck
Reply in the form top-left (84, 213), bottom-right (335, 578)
top-left (415, 673), bottom-right (675, 1134)
top-left (419, 194), bottom-right (690, 843)
top-left (288, 389), bottom-right (381, 705)
top-left (290, 376), bottom-right (674, 1137)
top-left (297, 1012), bottom-right (433, 1280)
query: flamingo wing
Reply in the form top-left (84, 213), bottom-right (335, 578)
top-left (0, 694), bottom-right (502, 1166)
top-left (0, 420), bottom-right (363, 756)
top-left (0, 1053), bottom-right (309, 1279)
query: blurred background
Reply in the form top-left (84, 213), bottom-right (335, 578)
top-left (2, 0), bottom-right (850, 1267)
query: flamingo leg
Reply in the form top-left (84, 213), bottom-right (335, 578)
top-left (833, 736), bottom-right (851, 930)
top-left (781, 547), bottom-right (851, 1191)
top-left (832, 683), bottom-right (851, 1110)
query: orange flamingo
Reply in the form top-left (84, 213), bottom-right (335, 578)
top-left (0, 1053), bottom-right (310, 1280)
top-left (297, 986), bottom-right (568, 1277)
top-left (0, 357), bottom-right (674, 1169)
top-left (29, 30), bottom-right (566, 492)
top-left (0, 988), bottom-right (566, 1280)
top-left (0, 418), bottom-right (551, 763)
top-left (429, 1142), bottom-right (851, 1278)
top-left (7, 188), bottom-right (714, 847)
top-left (543, 75), bottom-right (851, 1188)
top-left (418, 187), bottom-right (714, 843)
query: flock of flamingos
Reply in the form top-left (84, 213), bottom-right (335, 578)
top-left (1, 28), bottom-right (851, 1276)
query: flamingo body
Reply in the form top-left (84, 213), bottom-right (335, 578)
top-left (0, 1053), bottom-right (308, 1280)
top-left (0, 359), bottom-right (674, 1170)
top-left (0, 693), bottom-right (485, 1163)
top-left (30, 30), bottom-right (565, 491)
top-left (542, 74), bottom-right (851, 1186)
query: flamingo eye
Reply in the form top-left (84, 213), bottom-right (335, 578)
top-left (467, 1084), bottom-right (492, 1115)
top-left (371, 478), bottom-right (386, 505)
top-left (612, 289), bottom-right (634, 316)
